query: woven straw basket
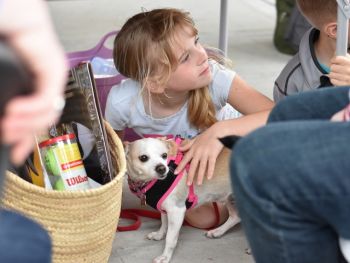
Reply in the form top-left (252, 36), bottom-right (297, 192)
top-left (1, 121), bottom-right (126, 263)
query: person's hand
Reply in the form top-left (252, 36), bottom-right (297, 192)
top-left (0, 0), bottom-right (68, 165)
top-left (331, 103), bottom-right (350, 122)
top-left (329, 54), bottom-right (350, 86)
top-left (331, 109), bottom-right (345, 122)
top-left (174, 123), bottom-right (224, 186)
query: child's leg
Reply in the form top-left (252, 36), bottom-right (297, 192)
top-left (269, 86), bottom-right (349, 123)
top-left (184, 202), bottom-right (229, 229)
top-left (0, 209), bottom-right (52, 263)
top-left (231, 120), bottom-right (350, 263)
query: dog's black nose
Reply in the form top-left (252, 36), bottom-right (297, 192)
top-left (155, 164), bottom-right (167, 175)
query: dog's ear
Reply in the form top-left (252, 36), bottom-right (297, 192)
top-left (165, 140), bottom-right (178, 156)
top-left (158, 137), bottom-right (177, 156)
top-left (124, 141), bottom-right (131, 155)
top-left (218, 135), bottom-right (241, 149)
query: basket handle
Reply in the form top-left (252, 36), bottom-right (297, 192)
top-left (66, 31), bottom-right (119, 68)
top-left (93, 31), bottom-right (118, 55)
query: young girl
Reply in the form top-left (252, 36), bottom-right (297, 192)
top-left (105, 8), bottom-right (274, 228)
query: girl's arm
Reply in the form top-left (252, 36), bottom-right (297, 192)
top-left (176, 110), bottom-right (271, 185)
top-left (176, 74), bottom-right (274, 185)
top-left (228, 74), bottom-right (274, 114)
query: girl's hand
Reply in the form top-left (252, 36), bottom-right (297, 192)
top-left (174, 124), bottom-right (224, 186)
top-left (329, 55), bottom-right (350, 86)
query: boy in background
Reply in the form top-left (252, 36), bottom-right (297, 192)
top-left (274, 0), bottom-right (350, 102)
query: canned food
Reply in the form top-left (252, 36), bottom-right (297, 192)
top-left (39, 133), bottom-right (90, 191)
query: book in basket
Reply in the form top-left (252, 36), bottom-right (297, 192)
top-left (56, 62), bottom-right (114, 186)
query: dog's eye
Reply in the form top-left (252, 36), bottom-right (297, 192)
top-left (161, 153), bottom-right (167, 160)
top-left (139, 155), bottom-right (149, 162)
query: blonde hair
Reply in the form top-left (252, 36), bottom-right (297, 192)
top-left (113, 8), bottom-right (228, 130)
top-left (296, 0), bottom-right (337, 28)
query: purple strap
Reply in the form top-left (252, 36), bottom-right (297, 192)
top-left (66, 31), bottom-right (119, 69)
top-left (65, 31), bottom-right (126, 115)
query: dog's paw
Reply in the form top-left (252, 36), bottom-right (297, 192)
top-left (153, 255), bottom-right (170, 263)
top-left (205, 228), bottom-right (226, 238)
top-left (147, 231), bottom-right (166, 241)
top-left (245, 247), bottom-right (252, 255)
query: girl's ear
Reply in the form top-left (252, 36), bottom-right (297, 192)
top-left (124, 141), bottom-right (130, 154)
top-left (145, 78), bottom-right (165, 94)
top-left (324, 22), bottom-right (337, 39)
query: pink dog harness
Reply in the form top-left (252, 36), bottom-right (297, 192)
top-left (128, 136), bottom-right (198, 213)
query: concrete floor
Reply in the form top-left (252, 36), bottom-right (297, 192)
top-left (48, 0), bottom-right (291, 262)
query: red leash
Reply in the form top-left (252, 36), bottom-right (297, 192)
top-left (117, 209), bottom-right (160, 231)
top-left (117, 202), bottom-right (220, 232)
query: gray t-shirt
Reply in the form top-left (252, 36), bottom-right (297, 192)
top-left (105, 60), bottom-right (239, 138)
top-left (273, 28), bottom-right (331, 102)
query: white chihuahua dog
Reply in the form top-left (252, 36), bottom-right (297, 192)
top-left (125, 137), bottom-right (240, 263)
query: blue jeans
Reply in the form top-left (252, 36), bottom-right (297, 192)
top-left (0, 209), bottom-right (52, 262)
top-left (230, 87), bottom-right (350, 263)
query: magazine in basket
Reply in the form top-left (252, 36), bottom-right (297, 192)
top-left (56, 62), bottom-right (114, 186)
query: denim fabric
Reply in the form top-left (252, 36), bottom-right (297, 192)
top-left (268, 86), bottom-right (350, 122)
top-left (0, 209), bottom-right (51, 263)
top-left (230, 87), bottom-right (350, 263)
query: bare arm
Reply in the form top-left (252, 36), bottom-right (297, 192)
top-left (176, 74), bottom-right (274, 185)
top-left (228, 74), bottom-right (274, 114)
top-left (176, 110), bottom-right (271, 185)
